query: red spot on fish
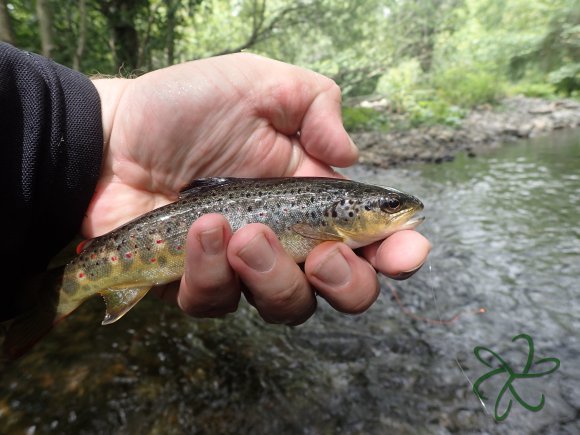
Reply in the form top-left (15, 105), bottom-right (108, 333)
top-left (111, 256), bottom-right (117, 262)
top-left (156, 239), bottom-right (163, 244)
top-left (90, 254), bottom-right (97, 259)
top-left (150, 258), bottom-right (157, 263)
top-left (176, 245), bottom-right (182, 251)
top-left (78, 272), bottom-right (85, 278)
top-left (125, 252), bottom-right (133, 259)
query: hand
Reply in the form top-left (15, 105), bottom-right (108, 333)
top-left (89, 53), bottom-right (431, 324)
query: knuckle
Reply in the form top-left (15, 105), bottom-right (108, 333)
top-left (269, 274), bottom-right (306, 309)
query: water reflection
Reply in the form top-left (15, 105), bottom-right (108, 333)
top-left (1, 130), bottom-right (579, 434)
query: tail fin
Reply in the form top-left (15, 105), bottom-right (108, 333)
top-left (1, 267), bottom-right (65, 361)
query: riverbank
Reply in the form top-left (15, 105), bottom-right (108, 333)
top-left (351, 96), bottom-right (580, 167)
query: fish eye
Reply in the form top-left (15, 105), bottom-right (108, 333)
top-left (380, 197), bottom-right (401, 213)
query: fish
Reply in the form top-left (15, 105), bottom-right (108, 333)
top-left (2, 177), bottom-right (424, 358)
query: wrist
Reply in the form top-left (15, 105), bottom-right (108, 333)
top-left (91, 78), bottom-right (130, 157)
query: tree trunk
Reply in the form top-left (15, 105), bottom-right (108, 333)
top-left (36, 0), bottom-right (57, 58)
top-left (165, 0), bottom-right (177, 66)
top-left (72, 0), bottom-right (87, 71)
top-left (99, 0), bottom-right (142, 72)
top-left (0, 0), bottom-right (15, 45)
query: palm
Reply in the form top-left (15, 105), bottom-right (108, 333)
top-left (83, 54), bottom-right (356, 238)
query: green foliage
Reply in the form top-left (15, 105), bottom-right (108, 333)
top-left (341, 107), bottom-right (389, 132)
top-left (432, 65), bottom-right (505, 107)
top-left (506, 82), bottom-right (557, 98)
top-left (374, 59), bottom-right (466, 127)
top-left (548, 63), bottom-right (580, 96)
top-left (408, 99), bottom-right (466, 127)
top-left (1, 0), bottom-right (576, 128)
top-left (377, 59), bottom-right (424, 113)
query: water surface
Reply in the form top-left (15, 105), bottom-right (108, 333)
top-left (1, 130), bottom-right (579, 434)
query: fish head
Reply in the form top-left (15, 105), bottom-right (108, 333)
top-left (329, 186), bottom-right (424, 249)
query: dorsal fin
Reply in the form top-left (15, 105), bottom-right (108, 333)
top-left (179, 177), bottom-right (236, 198)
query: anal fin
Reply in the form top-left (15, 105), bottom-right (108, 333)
top-left (100, 286), bottom-right (151, 325)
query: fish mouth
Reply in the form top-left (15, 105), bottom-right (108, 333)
top-left (399, 206), bottom-right (425, 230)
top-left (403, 214), bottom-right (425, 229)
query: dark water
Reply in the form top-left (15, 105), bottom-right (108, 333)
top-left (1, 130), bottom-right (579, 434)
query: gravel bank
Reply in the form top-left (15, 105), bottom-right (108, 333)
top-left (351, 97), bottom-right (580, 167)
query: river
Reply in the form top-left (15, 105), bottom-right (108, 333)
top-left (1, 129), bottom-right (579, 434)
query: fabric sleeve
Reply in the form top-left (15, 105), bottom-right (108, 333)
top-left (0, 42), bottom-right (103, 320)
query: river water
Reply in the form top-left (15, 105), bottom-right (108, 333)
top-left (1, 130), bottom-right (579, 434)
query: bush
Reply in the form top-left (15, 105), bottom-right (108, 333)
top-left (341, 106), bottom-right (389, 132)
top-left (408, 99), bottom-right (466, 127)
top-left (376, 59), bottom-right (424, 113)
top-left (506, 82), bottom-right (556, 98)
top-left (548, 63), bottom-right (580, 97)
top-left (432, 66), bottom-right (505, 107)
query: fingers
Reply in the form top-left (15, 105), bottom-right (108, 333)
top-left (175, 217), bottom-right (431, 324)
top-left (305, 243), bottom-right (380, 314)
top-left (246, 54), bottom-right (358, 169)
top-left (227, 224), bottom-right (316, 325)
top-left (177, 214), bottom-right (241, 317)
top-left (298, 80), bottom-right (359, 168)
top-left (361, 230), bottom-right (432, 279)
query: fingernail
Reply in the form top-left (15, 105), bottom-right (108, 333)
top-left (392, 263), bottom-right (424, 281)
top-left (238, 233), bottom-right (275, 272)
top-left (313, 249), bottom-right (351, 287)
top-left (199, 226), bottom-right (224, 255)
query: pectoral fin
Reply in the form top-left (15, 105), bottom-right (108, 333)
top-left (100, 286), bottom-right (151, 325)
top-left (291, 223), bottom-right (343, 242)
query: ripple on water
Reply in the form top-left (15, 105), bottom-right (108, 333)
top-left (1, 130), bottom-right (579, 434)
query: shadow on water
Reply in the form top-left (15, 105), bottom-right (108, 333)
top-left (1, 130), bottom-right (579, 434)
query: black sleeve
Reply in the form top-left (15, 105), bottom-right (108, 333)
top-left (0, 42), bottom-right (103, 320)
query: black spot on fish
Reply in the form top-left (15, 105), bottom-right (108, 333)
top-left (247, 206), bottom-right (252, 212)
top-left (348, 211), bottom-right (354, 217)
top-left (332, 210), bottom-right (338, 218)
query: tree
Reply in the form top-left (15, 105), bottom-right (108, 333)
top-left (0, 0), bottom-right (15, 44)
top-left (72, 0), bottom-right (88, 70)
top-left (36, 0), bottom-right (56, 57)
top-left (99, 0), bottom-right (148, 72)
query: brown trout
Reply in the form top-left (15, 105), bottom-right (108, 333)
top-left (4, 177), bottom-right (423, 358)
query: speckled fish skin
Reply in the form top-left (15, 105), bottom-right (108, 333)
top-left (56, 177), bottom-right (424, 325)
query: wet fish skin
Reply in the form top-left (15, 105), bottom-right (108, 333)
top-left (3, 177), bottom-right (423, 358)
top-left (63, 177), bottom-right (423, 323)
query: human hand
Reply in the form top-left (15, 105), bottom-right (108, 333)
top-left (89, 53), bottom-right (431, 324)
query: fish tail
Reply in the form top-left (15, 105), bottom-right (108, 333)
top-left (1, 266), bottom-right (74, 361)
